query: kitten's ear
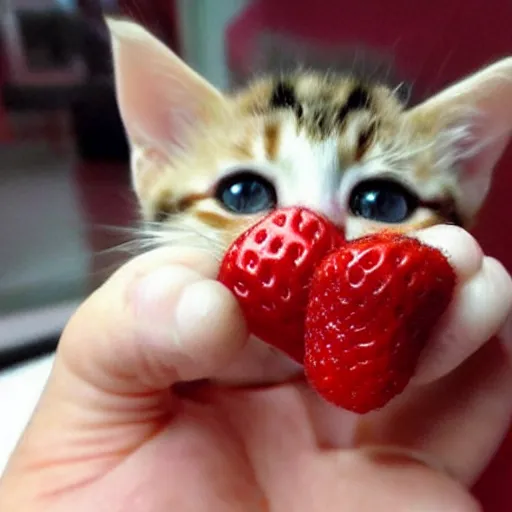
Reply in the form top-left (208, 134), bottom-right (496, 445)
top-left (105, 18), bottom-right (227, 155)
top-left (407, 58), bottom-right (512, 221)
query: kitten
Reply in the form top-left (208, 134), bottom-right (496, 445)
top-left (106, 18), bottom-right (512, 381)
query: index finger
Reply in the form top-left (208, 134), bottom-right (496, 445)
top-left (412, 225), bottom-right (512, 384)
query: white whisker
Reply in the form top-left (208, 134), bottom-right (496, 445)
top-left (94, 214), bottom-right (229, 264)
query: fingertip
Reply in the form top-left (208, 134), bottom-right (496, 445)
top-left (414, 225), bottom-right (483, 282)
top-left (413, 256), bottom-right (512, 385)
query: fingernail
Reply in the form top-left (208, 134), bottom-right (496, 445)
top-left (132, 266), bottom-right (201, 330)
top-left (174, 281), bottom-right (227, 351)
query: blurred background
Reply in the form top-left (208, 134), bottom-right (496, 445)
top-left (0, 0), bottom-right (511, 508)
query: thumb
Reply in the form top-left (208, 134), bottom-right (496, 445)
top-left (4, 247), bottom-right (247, 481)
top-left (60, 246), bottom-right (248, 394)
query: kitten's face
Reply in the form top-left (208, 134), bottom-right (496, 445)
top-left (108, 19), bottom-right (512, 259)
top-left (134, 73), bottom-right (461, 252)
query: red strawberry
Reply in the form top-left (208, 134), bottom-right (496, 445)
top-left (218, 207), bottom-right (345, 362)
top-left (304, 232), bottom-right (456, 414)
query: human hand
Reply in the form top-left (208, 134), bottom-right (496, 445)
top-left (0, 225), bottom-right (510, 511)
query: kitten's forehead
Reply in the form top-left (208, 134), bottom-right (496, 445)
top-left (232, 73), bottom-right (404, 122)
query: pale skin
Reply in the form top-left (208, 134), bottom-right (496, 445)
top-left (0, 225), bottom-right (511, 511)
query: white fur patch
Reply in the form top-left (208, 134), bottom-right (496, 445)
top-left (273, 120), bottom-right (343, 222)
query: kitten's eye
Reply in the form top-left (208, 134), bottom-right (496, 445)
top-left (349, 179), bottom-right (418, 223)
top-left (215, 171), bottom-right (277, 214)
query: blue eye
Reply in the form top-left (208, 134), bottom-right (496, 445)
top-left (349, 179), bottom-right (418, 223)
top-left (215, 171), bottom-right (277, 214)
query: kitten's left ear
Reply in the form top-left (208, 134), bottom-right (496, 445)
top-left (407, 57), bottom-right (512, 221)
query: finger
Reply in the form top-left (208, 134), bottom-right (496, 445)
top-left (344, 448), bottom-right (481, 512)
top-left (357, 338), bottom-right (512, 485)
top-left (412, 225), bottom-right (512, 384)
top-left (414, 225), bottom-right (484, 281)
top-left (58, 246), bottom-right (248, 395)
top-left (291, 447), bottom-right (482, 512)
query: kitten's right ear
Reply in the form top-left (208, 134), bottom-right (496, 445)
top-left (105, 18), bottom-right (227, 156)
top-left (406, 57), bottom-right (512, 222)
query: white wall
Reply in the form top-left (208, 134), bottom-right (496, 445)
top-left (0, 144), bottom-right (90, 315)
